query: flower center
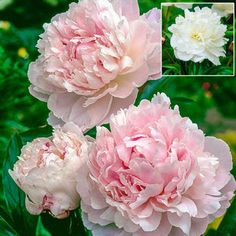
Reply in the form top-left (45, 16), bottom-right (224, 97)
top-left (191, 32), bottom-right (201, 41)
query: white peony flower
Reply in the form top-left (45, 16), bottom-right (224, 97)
top-left (212, 3), bottom-right (234, 17)
top-left (9, 123), bottom-right (91, 219)
top-left (168, 7), bottom-right (228, 65)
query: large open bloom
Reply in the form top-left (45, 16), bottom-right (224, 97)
top-left (9, 123), bottom-right (90, 219)
top-left (169, 7), bottom-right (228, 65)
top-left (28, 0), bottom-right (161, 131)
top-left (77, 93), bottom-right (236, 236)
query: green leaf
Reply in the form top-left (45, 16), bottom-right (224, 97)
top-left (225, 31), bottom-right (233, 37)
top-left (36, 216), bottom-right (51, 236)
top-left (2, 133), bottom-right (38, 236)
top-left (203, 66), bottom-right (233, 75)
top-left (0, 216), bottom-right (18, 236)
top-left (135, 77), bottom-right (172, 105)
top-left (215, 197), bottom-right (236, 235)
top-left (171, 97), bottom-right (195, 105)
top-left (0, 206), bottom-right (18, 236)
top-left (85, 127), bottom-right (96, 139)
top-left (162, 64), bottom-right (181, 74)
top-left (41, 210), bottom-right (89, 236)
top-left (20, 125), bottom-right (52, 144)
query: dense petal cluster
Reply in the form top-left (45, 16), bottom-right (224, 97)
top-left (77, 93), bottom-right (236, 236)
top-left (169, 7), bottom-right (228, 65)
top-left (9, 123), bottom-right (90, 219)
top-left (29, 0), bottom-right (161, 131)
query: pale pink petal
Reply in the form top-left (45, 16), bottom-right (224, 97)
top-left (168, 212), bottom-right (191, 235)
top-left (29, 85), bottom-right (50, 102)
top-left (48, 93), bottom-right (113, 131)
top-left (112, 0), bottom-right (140, 21)
top-left (204, 136), bottom-right (233, 171)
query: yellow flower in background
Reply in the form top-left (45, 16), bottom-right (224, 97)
top-left (17, 48), bottom-right (29, 59)
top-left (0, 20), bottom-right (10, 30)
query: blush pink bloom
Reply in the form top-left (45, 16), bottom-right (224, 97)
top-left (77, 93), bottom-right (236, 236)
top-left (9, 123), bottom-right (90, 219)
top-left (28, 0), bottom-right (161, 131)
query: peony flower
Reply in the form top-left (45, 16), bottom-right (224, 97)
top-left (9, 123), bottom-right (90, 219)
top-left (212, 3), bottom-right (234, 17)
top-left (28, 0), bottom-right (162, 131)
top-left (77, 93), bottom-right (236, 236)
top-left (168, 7), bottom-right (228, 65)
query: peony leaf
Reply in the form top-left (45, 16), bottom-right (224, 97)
top-left (171, 96), bottom-right (195, 105)
top-left (135, 77), bottom-right (172, 105)
top-left (36, 216), bottom-right (51, 236)
top-left (0, 206), bottom-right (18, 236)
top-left (20, 125), bottom-right (52, 143)
top-left (2, 133), bottom-right (38, 236)
top-left (215, 197), bottom-right (236, 235)
top-left (203, 66), bottom-right (233, 75)
top-left (85, 127), bottom-right (97, 139)
top-left (41, 210), bottom-right (90, 236)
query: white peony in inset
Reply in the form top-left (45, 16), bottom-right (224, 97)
top-left (168, 7), bottom-right (228, 65)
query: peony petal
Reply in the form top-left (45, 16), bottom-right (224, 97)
top-left (174, 197), bottom-right (197, 216)
top-left (25, 197), bottom-right (42, 215)
top-left (48, 93), bottom-right (113, 131)
top-left (167, 212), bottom-right (191, 235)
top-left (204, 136), bottom-right (233, 171)
top-left (144, 8), bottom-right (160, 24)
top-left (28, 59), bottom-right (64, 93)
top-left (189, 217), bottom-right (209, 236)
top-left (112, 0), bottom-right (140, 21)
top-left (29, 85), bottom-right (50, 102)
top-left (138, 211), bottom-right (162, 232)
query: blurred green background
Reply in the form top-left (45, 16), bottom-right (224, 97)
top-left (0, 0), bottom-right (235, 235)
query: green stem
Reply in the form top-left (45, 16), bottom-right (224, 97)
top-left (227, 55), bottom-right (233, 67)
top-left (164, 6), bottom-right (170, 33)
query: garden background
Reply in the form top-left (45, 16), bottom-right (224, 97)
top-left (0, 0), bottom-right (235, 235)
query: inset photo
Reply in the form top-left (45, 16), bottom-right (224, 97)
top-left (161, 2), bottom-right (235, 76)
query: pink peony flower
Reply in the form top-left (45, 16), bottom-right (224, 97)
top-left (77, 93), bottom-right (236, 236)
top-left (28, 0), bottom-right (161, 130)
top-left (28, 0), bottom-right (161, 131)
top-left (9, 123), bottom-right (91, 219)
